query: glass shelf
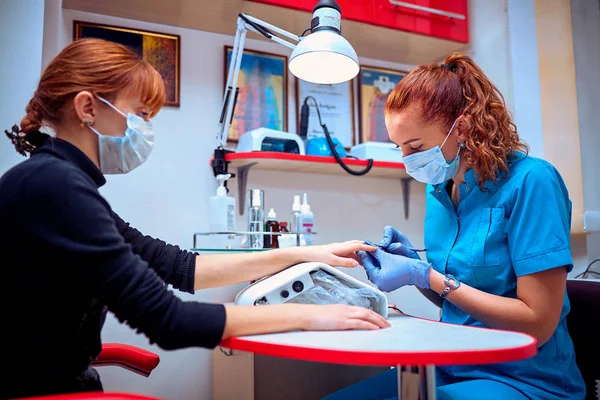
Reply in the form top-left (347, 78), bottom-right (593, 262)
top-left (190, 247), bottom-right (269, 253)
top-left (192, 231), bottom-right (317, 248)
top-left (193, 231), bottom-right (315, 236)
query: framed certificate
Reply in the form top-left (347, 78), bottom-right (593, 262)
top-left (295, 79), bottom-right (355, 149)
top-left (358, 65), bottom-right (407, 143)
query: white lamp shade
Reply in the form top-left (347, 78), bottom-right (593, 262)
top-left (289, 30), bottom-right (359, 84)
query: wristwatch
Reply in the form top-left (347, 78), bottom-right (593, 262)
top-left (440, 274), bottom-right (460, 299)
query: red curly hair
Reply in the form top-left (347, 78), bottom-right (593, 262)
top-left (385, 52), bottom-right (528, 189)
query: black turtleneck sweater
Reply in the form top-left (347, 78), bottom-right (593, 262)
top-left (0, 138), bottom-right (226, 398)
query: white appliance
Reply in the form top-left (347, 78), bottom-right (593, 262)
top-left (350, 142), bottom-right (402, 163)
top-left (235, 262), bottom-right (388, 317)
top-left (236, 127), bottom-right (306, 155)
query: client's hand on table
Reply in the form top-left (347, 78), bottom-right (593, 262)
top-left (292, 240), bottom-right (377, 268)
top-left (300, 304), bottom-right (390, 331)
top-left (223, 303), bottom-right (390, 339)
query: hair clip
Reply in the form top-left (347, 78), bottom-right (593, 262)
top-left (441, 63), bottom-right (454, 72)
top-left (4, 125), bottom-right (34, 157)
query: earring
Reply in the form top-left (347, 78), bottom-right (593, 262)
top-left (80, 119), bottom-right (92, 128)
top-left (458, 142), bottom-right (466, 148)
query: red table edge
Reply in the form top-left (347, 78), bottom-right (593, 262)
top-left (219, 328), bottom-right (538, 367)
top-left (219, 151), bottom-right (407, 170)
top-left (219, 337), bottom-right (537, 367)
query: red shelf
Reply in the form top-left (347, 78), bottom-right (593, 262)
top-left (225, 152), bottom-right (409, 179)
top-left (213, 151), bottom-right (413, 219)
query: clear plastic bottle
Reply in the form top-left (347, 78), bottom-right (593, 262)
top-left (290, 195), bottom-right (303, 246)
top-left (246, 189), bottom-right (265, 249)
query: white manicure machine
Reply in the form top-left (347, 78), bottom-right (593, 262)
top-left (235, 262), bottom-right (388, 318)
top-left (237, 127), bottom-right (306, 155)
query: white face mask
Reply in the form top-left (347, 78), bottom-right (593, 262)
top-left (87, 97), bottom-right (155, 175)
top-left (401, 119), bottom-right (461, 185)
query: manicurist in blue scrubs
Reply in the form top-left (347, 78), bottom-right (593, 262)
top-left (325, 53), bottom-right (586, 399)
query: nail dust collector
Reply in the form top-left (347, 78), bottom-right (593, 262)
top-left (235, 262), bottom-right (388, 317)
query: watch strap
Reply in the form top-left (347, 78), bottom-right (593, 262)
top-left (440, 274), bottom-right (460, 299)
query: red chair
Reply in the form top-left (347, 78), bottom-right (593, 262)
top-left (93, 343), bottom-right (160, 378)
top-left (20, 343), bottom-right (163, 400)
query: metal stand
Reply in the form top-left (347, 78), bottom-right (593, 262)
top-left (236, 163), bottom-right (257, 215)
top-left (401, 177), bottom-right (412, 220)
top-left (397, 365), bottom-right (436, 400)
top-left (217, 15), bottom-right (299, 149)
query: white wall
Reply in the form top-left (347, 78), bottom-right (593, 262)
top-left (467, 0), bottom-right (545, 158)
top-left (466, 0), bottom-right (591, 274)
top-left (0, 0), bottom-right (45, 174)
top-left (16, 7), bottom-right (433, 399)
top-left (570, 0), bottom-right (600, 274)
top-left (506, 0), bottom-right (545, 159)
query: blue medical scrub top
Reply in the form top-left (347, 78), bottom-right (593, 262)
top-left (425, 153), bottom-right (585, 399)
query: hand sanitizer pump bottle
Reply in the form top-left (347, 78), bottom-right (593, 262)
top-left (209, 174), bottom-right (236, 248)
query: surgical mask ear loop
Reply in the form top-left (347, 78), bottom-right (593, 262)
top-left (97, 97), bottom-right (127, 119)
top-left (440, 118), bottom-right (459, 150)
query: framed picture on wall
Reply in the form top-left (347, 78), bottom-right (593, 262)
top-left (358, 65), bottom-right (407, 143)
top-left (73, 21), bottom-right (181, 107)
top-left (224, 46), bottom-right (288, 142)
top-left (295, 79), bottom-right (355, 149)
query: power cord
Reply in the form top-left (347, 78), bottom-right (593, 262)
top-left (574, 258), bottom-right (600, 279)
top-left (304, 96), bottom-right (374, 176)
top-left (388, 305), bottom-right (406, 315)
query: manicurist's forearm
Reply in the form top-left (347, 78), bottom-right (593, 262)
top-left (429, 268), bottom-right (558, 345)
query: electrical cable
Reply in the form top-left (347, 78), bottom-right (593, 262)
top-left (304, 96), bottom-right (373, 176)
top-left (574, 258), bottom-right (600, 279)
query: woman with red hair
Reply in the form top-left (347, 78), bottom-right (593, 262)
top-left (0, 38), bottom-right (387, 399)
top-left (326, 53), bottom-right (586, 399)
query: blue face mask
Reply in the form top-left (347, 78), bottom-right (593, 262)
top-left (401, 119), bottom-right (461, 185)
top-left (87, 97), bottom-right (155, 175)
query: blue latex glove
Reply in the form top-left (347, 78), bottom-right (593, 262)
top-left (357, 248), bottom-right (431, 292)
top-left (379, 226), bottom-right (420, 260)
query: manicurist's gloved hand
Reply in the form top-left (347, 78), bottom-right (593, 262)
top-left (357, 248), bottom-right (431, 293)
top-left (378, 226), bottom-right (420, 260)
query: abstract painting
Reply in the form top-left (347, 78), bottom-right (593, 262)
top-left (73, 21), bottom-right (180, 107)
top-left (224, 46), bottom-right (287, 142)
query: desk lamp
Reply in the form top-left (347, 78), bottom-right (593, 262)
top-left (212, 0), bottom-right (373, 179)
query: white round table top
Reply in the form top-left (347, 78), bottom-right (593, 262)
top-left (219, 314), bottom-right (537, 366)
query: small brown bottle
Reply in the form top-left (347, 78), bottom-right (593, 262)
top-left (264, 208), bottom-right (280, 248)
